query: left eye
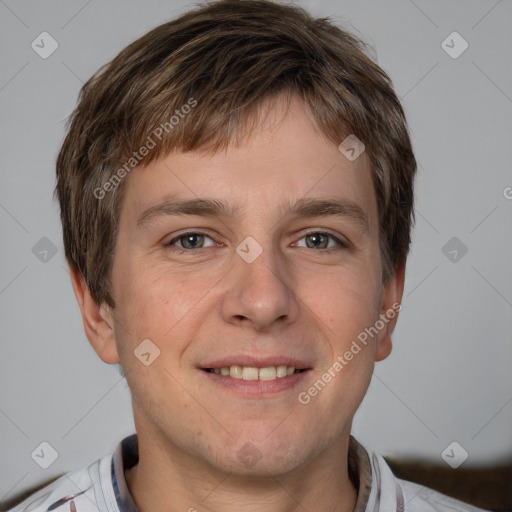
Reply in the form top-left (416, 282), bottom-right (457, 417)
top-left (167, 233), bottom-right (216, 250)
top-left (295, 232), bottom-right (345, 250)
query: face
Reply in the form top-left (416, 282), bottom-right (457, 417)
top-left (86, 95), bottom-right (403, 476)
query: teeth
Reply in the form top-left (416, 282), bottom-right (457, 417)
top-left (259, 367), bottom-right (276, 381)
top-left (212, 365), bottom-right (301, 381)
top-left (230, 365), bottom-right (243, 379)
top-left (242, 367), bottom-right (259, 380)
top-left (276, 365), bottom-right (288, 378)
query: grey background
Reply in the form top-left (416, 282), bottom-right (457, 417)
top-left (1, 0), bottom-right (511, 506)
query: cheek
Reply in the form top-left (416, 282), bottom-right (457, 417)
top-left (301, 266), bottom-right (381, 342)
top-left (112, 262), bottom-right (219, 356)
top-left (307, 269), bottom-right (381, 414)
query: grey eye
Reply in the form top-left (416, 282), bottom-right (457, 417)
top-left (169, 233), bottom-right (215, 250)
top-left (296, 232), bottom-right (343, 250)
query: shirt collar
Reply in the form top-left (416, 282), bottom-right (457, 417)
top-left (111, 433), bottom-right (372, 512)
top-left (348, 435), bottom-right (373, 512)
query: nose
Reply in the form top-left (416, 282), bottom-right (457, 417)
top-left (219, 239), bottom-right (300, 331)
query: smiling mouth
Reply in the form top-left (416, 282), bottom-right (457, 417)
top-left (202, 365), bottom-right (309, 381)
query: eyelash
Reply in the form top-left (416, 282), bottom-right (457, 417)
top-left (165, 230), bottom-right (349, 254)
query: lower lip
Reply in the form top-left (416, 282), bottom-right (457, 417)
top-left (200, 369), bottom-right (311, 397)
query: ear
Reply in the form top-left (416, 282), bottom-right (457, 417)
top-left (68, 263), bottom-right (120, 364)
top-left (375, 261), bottom-right (406, 362)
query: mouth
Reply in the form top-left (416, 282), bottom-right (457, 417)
top-left (202, 365), bottom-right (309, 381)
top-left (198, 356), bottom-right (312, 395)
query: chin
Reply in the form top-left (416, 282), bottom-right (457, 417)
top-left (209, 433), bottom-right (313, 477)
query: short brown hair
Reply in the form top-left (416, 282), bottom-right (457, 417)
top-left (56, 0), bottom-right (416, 308)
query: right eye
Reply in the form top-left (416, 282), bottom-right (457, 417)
top-left (165, 232), bottom-right (217, 252)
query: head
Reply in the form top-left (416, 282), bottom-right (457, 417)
top-left (56, 0), bottom-right (415, 476)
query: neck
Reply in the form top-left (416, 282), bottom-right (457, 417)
top-left (124, 432), bottom-right (358, 512)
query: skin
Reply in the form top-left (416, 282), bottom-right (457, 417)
top-left (70, 94), bottom-right (405, 512)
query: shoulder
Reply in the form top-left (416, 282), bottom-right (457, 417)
top-left (398, 476), bottom-right (490, 512)
top-left (6, 454), bottom-right (110, 512)
top-left (361, 442), bottom-right (491, 512)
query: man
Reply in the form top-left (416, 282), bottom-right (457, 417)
top-left (9, 0), bottom-right (488, 510)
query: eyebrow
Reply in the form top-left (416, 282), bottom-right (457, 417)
top-left (137, 196), bottom-right (369, 232)
top-left (137, 197), bottom-right (238, 226)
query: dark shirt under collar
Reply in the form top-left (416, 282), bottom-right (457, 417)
top-left (111, 434), bottom-right (139, 512)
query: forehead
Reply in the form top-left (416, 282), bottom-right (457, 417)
top-left (119, 95), bottom-right (378, 230)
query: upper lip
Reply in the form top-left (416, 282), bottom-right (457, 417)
top-left (199, 355), bottom-right (311, 370)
